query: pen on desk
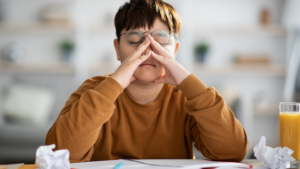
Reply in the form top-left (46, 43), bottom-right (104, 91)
top-left (114, 162), bottom-right (124, 169)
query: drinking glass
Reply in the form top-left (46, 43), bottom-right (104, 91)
top-left (280, 102), bottom-right (300, 168)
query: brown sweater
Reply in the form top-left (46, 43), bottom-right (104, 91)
top-left (45, 73), bottom-right (248, 163)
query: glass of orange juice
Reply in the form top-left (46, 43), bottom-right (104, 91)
top-left (280, 102), bottom-right (300, 168)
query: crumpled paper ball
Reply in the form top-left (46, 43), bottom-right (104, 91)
top-left (253, 136), bottom-right (295, 169)
top-left (35, 144), bottom-right (70, 169)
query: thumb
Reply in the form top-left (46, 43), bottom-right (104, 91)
top-left (151, 51), bottom-right (168, 65)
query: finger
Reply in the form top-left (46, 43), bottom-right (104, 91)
top-left (129, 37), bottom-right (151, 60)
top-left (151, 51), bottom-right (170, 66)
top-left (148, 35), bottom-right (172, 59)
top-left (132, 50), bottom-right (152, 65)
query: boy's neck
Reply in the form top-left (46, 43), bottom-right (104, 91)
top-left (126, 82), bottom-right (164, 104)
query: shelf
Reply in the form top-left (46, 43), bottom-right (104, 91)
top-left (0, 62), bottom-right (120, 74)
top-left (193, 64), bottom-right (285, 76)
top-left (89, 24), bottom-right (115, 34)
top-left (0, 23), bottom-right (75, 34)
top-left (0, 63), bottom-right (285, 77)
top-left (0, 63), bottom-right (75, 74)
top-left (193, 25), bottom-right (286, 36)
top-left (0, 23), bottom-right (115, 35)
top-left (0, 23), bottom-right (286, 37)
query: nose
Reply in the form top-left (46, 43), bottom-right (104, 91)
top-left (143, 39), bottom-right (153, 54)
top-left (143, 45), bottom-right (153, 55)
top-left (142, 35), bottom-right (153, 54)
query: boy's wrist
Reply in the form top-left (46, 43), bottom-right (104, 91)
top-left (176, 70), bottom-right (191, 86)
top-left (177, 74), bottom-right (208, 100)
top-left (110, 74), bottom-right (124, 88)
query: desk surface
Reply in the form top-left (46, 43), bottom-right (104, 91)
top-left (18, 159), bottom-right (264, 169)
top-left (20, 165), bottom-right (36, 169)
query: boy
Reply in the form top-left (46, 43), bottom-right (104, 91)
top-left (46, 0), bottom-right (248, 162)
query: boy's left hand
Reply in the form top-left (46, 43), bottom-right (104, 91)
top-left (149, 35), bottom-right (191, 86)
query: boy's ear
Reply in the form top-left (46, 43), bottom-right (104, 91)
top-left (174, 41), bottom-right (180, 56)
top-left (113, 39), bottom-right (121, 61)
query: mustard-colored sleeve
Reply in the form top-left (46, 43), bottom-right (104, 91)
top-left (45, 77), bottom-right (123, 163)
top-left (178, 74), bottom-right (248, 162)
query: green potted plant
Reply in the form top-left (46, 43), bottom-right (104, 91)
top-left (59, 39), bottom-right (75, 62)
top-left (194, 43), bottom-right (209, 63)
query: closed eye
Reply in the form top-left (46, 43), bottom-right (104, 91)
top-left (129, 42), bottom-right (141, 45)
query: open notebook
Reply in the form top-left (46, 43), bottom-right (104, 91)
top-left (71, 159), bottom-right (254, 169)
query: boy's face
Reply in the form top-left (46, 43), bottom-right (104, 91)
top-left (114, 18), bottom-right (180, 84)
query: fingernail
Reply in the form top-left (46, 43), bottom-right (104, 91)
top-left (145, 37), bottom-right (149, 42)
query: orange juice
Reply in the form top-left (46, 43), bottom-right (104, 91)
top-left (280, 113), bottom-right (300, 160)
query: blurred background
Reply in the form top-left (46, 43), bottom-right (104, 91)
top-left (0, 0), bottom-right (300, 164)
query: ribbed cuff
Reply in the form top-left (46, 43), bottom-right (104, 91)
top-left (94, 77), bottom-right (123, 102)
top-left (177, 74), bottom-right (208, 100)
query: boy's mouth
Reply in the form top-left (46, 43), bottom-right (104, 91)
top-left (139, 61), bottom-right (156, 67)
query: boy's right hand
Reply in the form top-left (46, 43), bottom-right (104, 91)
top-left (111, 37), bottom-right (152, 89)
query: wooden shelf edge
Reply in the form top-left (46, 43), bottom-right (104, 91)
top-left (193, 64), bottom-right (285, 76)
top-left (0, 63), bottom-right (75, 74)
top-left (193, 25), bottom-right (286, 36)
top-left (0, 62), bottom-right (120, 74)
top-left (0, 24), bottom-right (285, 36)
top-left (0, 62), bottom-right (285, 76)
top-left (0, 23), bottom-right (75, 33)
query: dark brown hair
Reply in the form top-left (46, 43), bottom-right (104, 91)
top-left (114, 0), bottom-right (181, 42)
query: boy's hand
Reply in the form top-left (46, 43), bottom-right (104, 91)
top-left (149, 35), bottom-right (191, 86)
top-left (111, 37), bottom-right (152, 89)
